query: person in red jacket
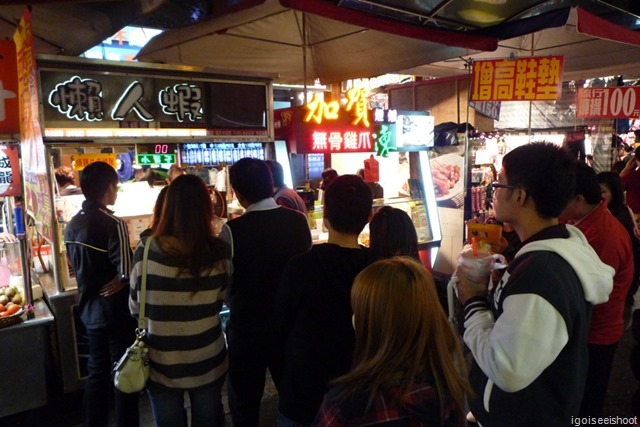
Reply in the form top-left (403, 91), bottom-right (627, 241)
top-left (621, 146), bottom-right (640, 216)
top-left (560, 161), bottom-right (634, 417)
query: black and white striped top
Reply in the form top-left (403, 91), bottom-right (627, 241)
top-left (129, 237), bottom-right (230, 389)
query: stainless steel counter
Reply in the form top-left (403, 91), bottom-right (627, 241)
top-left (0, 299), bottom-right (54, 417)
top-left (38, 272), bottom-right (85, 394)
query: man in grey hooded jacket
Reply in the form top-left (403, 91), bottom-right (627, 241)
top-left (457, 143), bottom-right (614, 427)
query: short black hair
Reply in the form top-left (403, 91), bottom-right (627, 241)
top-left (572, 161), bottom-right (602, 205)
top-left (321, 168), bottom-right (339, 190)
top-left (229, 158), bottom-right (274, 204)
top-left (265, 160), bottom-right (285, 188)
top-left (324, 174), bottom-right (372, 235)
top-left (634, 145), bottom-right (640, 158)
top-left (502, 142), bottom-right (575, 218)
top-left (80, 161), bottom-right (118, 201)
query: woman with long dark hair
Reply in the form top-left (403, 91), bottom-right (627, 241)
top-left (598, 171), bottom-right (640, 303)
top-left (129, 174), bottom-right (231, 426)
top-left (313, 257), bottom-right (471, 426)
top-left (369, 206), bottom-right (419, 260)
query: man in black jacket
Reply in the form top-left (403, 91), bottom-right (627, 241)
top-left (219, 158), bottom-right (312, 427)
top-left (64, 161), bottom-right (139, 427)
top-left (276, 175), bottom-right (373, 425)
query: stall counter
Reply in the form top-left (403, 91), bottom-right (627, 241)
top-left (0, 299), bottom-right (54, 418)
top-left (39, 272), bottom-right (84, 394)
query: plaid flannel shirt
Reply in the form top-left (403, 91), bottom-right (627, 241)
top-left (312, 382), bottom-right (459, 427)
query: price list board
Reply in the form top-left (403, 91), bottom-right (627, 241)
top-left (181, 142), bottom-right (265, 166)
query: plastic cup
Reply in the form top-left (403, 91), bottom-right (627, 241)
top-left (457, 249), bottom-right (494, 284)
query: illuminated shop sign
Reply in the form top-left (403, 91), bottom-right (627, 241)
top-left (40, 71), bottom-right (269, 133)
top-left (49, 76), bottom-right (104, 121)
top-left (181, 142), bottom-right (265, 165)
top-left (395, 112), bottom-right (434, 149)
top-left (158, 83), bottom-right (203, 122)
top-left (137, 153), bottom-right (176, 165)
top-left (72, 153), bottom-right (117, 170)
top-left (48, 75), bottom-right (204, 123)
top-left (374, 109), bottom-right (398, 123)
top-left (470, 56), bottom-right (564, 102)
top-left (304, 88), bottom-right (370, 127)
top-left (310, 129), bottom-right (373, 152)
top-left (112, 81), bottom-right (153, 122)
top-left (342, 74), bottom-right (414, 92)
top-left (277, 106), bottom-right (431, 156)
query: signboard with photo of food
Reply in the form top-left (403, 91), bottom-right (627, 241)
top-left (430, 153), bottom-right (463, 204)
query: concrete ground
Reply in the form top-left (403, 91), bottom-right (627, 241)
top-left (0, 308), bottom-right (637, 427)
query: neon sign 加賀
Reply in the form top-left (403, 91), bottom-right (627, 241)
top-left (304, 88), bottom-right (370, 127)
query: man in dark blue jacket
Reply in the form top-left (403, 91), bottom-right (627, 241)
top-left (64, 161), bottom-right (138, 427)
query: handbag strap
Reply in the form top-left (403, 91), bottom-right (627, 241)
top-left (137, 236), bottom-right (153, 330)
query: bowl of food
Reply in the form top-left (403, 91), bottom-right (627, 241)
top-left (430, 153), bottom-right (463, 201)
top-left (0, 304), bottom-right (24, 329)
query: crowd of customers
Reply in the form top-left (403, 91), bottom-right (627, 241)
top-left (560, 162), bottom-right (633, 418)
top-left (64, 144), bottom-right (640, 426)
top-left (219, 158), bottom-right (312, 427)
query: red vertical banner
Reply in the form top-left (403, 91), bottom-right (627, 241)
top-left (14, 9), bottom-right (53, 242)
top-left (470, 56), bottom-right (564, 102)
top-left (0, 41), bottom-right (19, 134)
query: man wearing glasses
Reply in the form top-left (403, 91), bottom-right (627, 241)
top-left (456, 143), bottom-right (614, 427)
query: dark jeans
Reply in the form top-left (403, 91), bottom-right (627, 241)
top-left (146, 379), bottom-right (225, 427)
top-left (579, 342), bottom-right (619, 417)
top-left (278, 413), bottom-right (309, 427)
top-left (84, 316), bottom-right (140, 427)
top-left (227, 322), bottom-right (282, 427)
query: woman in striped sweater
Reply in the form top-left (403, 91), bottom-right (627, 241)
top-left (129, 174), bottom-right (231, 427)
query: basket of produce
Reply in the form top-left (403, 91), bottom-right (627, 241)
top-left (0, 286), bottom-right (25, 329)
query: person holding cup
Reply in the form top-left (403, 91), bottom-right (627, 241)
top-left (456, 142), bottom-right (614, 427)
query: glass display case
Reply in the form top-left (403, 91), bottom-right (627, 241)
top-left (311, 195), bottom-right (440, 251)
top-left (309, 150), bottom-right (443, 266)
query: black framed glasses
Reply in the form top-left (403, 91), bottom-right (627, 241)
top-left (491, 182), bottom-right (518, 191)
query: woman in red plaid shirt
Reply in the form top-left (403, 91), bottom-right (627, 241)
top-left (312, 257), bottom-right (471, 426)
